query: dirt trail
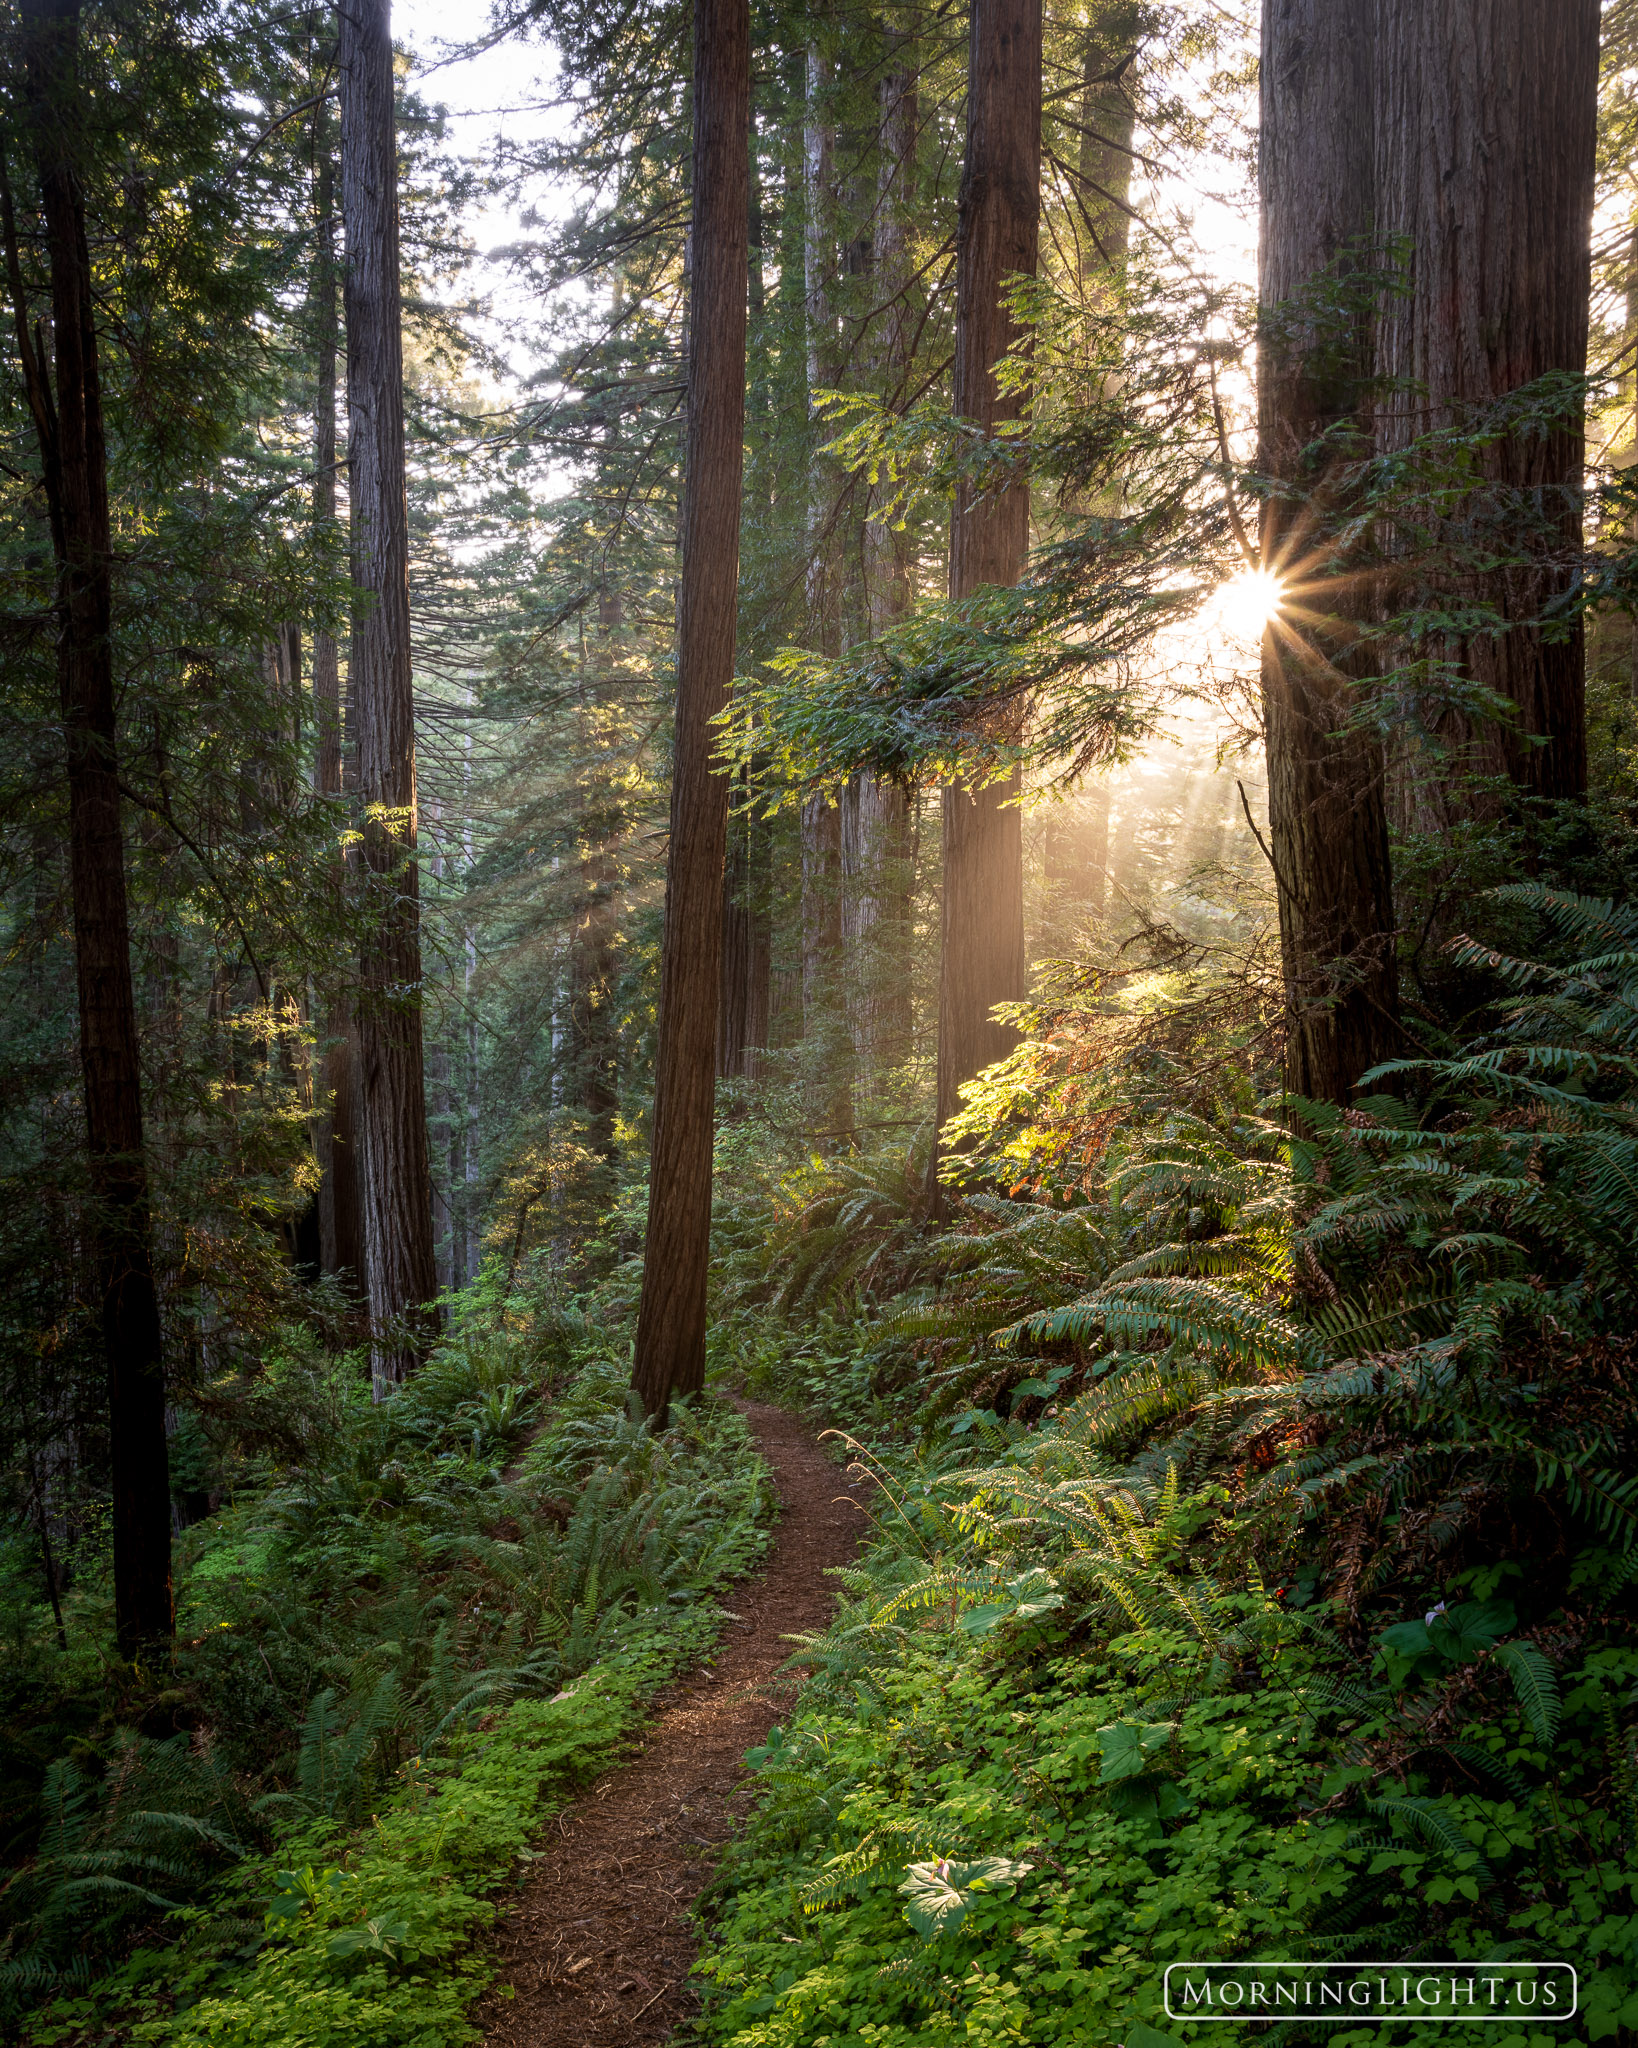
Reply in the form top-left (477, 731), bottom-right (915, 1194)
top-left (478, 1401), bottom-right (866, 2047)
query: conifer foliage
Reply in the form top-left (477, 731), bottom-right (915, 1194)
top-left (1, 0), bottom-right (1638, 2037)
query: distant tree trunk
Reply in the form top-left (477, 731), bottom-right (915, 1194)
top-left (719, 145), bottom-right (774, 1088)
top-left (631, 0), bottom-right (749, 1419)
top-left (1372, 0), bottom-right (1598, 824)
top-left (803, 45), bottom-right (838, 656)
top-left (1045, 1), bottom-right (1136, 929)
top-left (339, 0), bottom-right (438, 1392)
top-left (1258, 0), bottom-right (1399, 1104)
top-left (309, 128), bottom-right (365, 1287)
top-left (841, 772), bottom-right (911, 1081)
top-left (1074, 1), bottom-right (1137, 285)
top-left (719, 766), bottom-right (771, 1082)
top-left (426, 796), bottom-right (453, 1291)
top-left (800, 46), bottom-right (850, 1122)
top-left (799, 44), bottom-right (852, 1135)
top-left (1626, 214), bottom-right (1638, 704)
top-left (933, 0), bottom-right (1040, 1202)
top-left (845, 12), bottom-right (918, 1090)
top-left (1044, 784), bottom-right (1109, 923)
top-left (10, 0), bottom-right (171, 1653)
top-left (569, 848), bottom-right (620, 1161)
top-left (571, 590), bottom-right (623, 1158)
top-left (462, 718), bottom-right (481, 1281)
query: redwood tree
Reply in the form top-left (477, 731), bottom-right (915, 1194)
top-left (1372, 0), bottom-right (1599, 826)
top-left (309, 114), bottom-right (364, 1285)
top-left (934, 0), bottom-right (1040, 1189)
top-left (338, 0), bottom-right (438, 1388)
top-left (630, 0), bottom-right (749, 1418)
top-left (8, 0), bottom-right (171, 1652)
top-left (1258, 0), bottom-right (1398, 1102)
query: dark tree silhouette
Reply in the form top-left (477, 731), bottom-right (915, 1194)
top-left (631, 0), bottom-right (750, 1418)
top-left (7, 0), bottom-right (171, 1651)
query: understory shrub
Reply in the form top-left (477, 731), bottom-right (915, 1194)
top-left (698, 890), bottom-right (1638, 2046)
top-left (3, 1309), bottom-right (771, 2043)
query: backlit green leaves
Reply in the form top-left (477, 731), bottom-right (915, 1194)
top-left (900, 1856), bottom-right (1033, 1941)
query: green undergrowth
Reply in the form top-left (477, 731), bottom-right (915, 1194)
top-left (697, 889), bottom-right (1638, 2047)
top-left (27, 1627), bottom-right (717, 2048)
top-left (696, 1433), bottom-right (1638, 2048)
top-left (4, 1308), bottom-right (772, 2045)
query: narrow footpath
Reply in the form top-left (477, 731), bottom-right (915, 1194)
top-left (479, 1401), bottom-right (866, 2047)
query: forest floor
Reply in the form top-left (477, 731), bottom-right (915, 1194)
top-left (476, 1400), bottom-right (866, 2047)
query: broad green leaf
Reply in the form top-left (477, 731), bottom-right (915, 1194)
top-left (1096, 1719), bottom-right (1175, 1783)
top-left (1127, 2024), bottom-right (1188, 2048)
top-left (1429, 1599), bottom-right (1516, 1661)
top-left (900, 1856), bottom-right (1032, 1941)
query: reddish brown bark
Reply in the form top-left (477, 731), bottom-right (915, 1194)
top-left (631, 0), bottom-right (749, 1418)
top-left (1258, 0), bottom-right (1398, 1103)
top-left (339, 0), bottom-right (438, 1387)
top-left (11, 0), bottom-right (172, 1651)
top-left (934, 0), bottom-right (1039, 1184)
top-left (1372, 0), bottom-right (1598, 823)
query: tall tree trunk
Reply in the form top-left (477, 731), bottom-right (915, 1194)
top-left (800, 43), bottom-right (851, 1134)
top-left (1372, 0), bottom-right (1598, 824)
top-left (933, 0), bottom-right (1039, 1199)
top-left (719, 140), bottom-right (774, 1087)
top-left (310, 127), bottom-right (364, 1286)
top-left (1045, 1), bottom-right (1136, 931)
top-left (462, 706), bottom-right (481, 1282)
top-left (1074, 1), bottom-right (1137, 286)
top-left (569, 848), bottom-right (620, 1161)
top-left (339, 0), bottom-right (438, 1392)
top-left (844, 12), bottom-right (918, 1090)
top-left (631, 0), bottom-right (749, 1419)
top-left (841, 771), bottom-right (911, 1083)
top-left (1258, 0), bottom-right (1399, 1104)
top-left (9, 0), bottom-right (171, 1653)
top-left (719, 766), bottom-right (771, 1082)
top-left (1626, 214), bottom-right (1638, 704)
top-left (572, 591), bottom-right (623, 1155)
top-left (426, 796), bottom-right (453, 1291)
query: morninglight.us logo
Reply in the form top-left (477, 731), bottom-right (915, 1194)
top-left (1163, 1963), bottom-right (1577, 2023)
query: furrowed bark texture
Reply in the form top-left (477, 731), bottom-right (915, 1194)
top-left (1258, 0), bottom-right (1399, 1104)
top-left (631, 0), bottom-right (749, 1418)
top-left (1373, 0), bottom-right (1598, 822)
top-left (309, 130), bottom-right (364, 1286)
top-left (339, 0), bottom-right (438, 1389)
top-left (935, 0), bottom-right (1039, 1165)
top-left (17, 0), bottom-right (171, 1651)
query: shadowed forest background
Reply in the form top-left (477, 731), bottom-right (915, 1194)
top-left (4, 0), bottom-right (1638, 2041)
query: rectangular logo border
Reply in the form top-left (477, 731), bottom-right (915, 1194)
top-left (1162, 1961), bottom-right (1579, 2023)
